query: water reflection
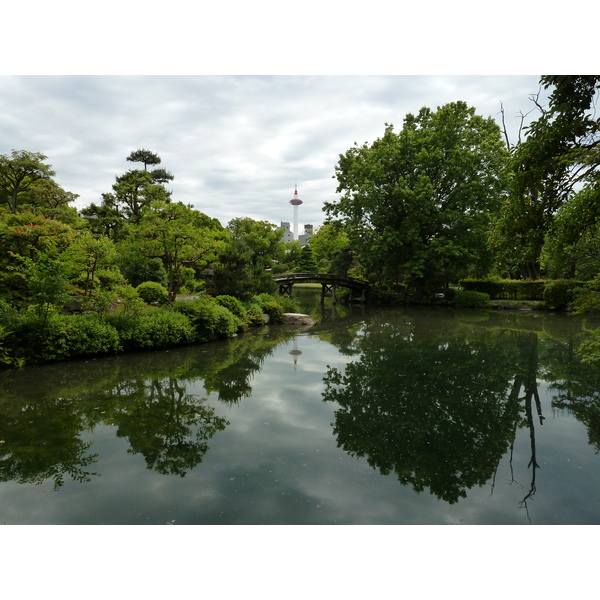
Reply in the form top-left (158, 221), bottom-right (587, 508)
top-left (321, 309), bottom-right (600, 508)
top-left (0, 326), bottom-right (297, 487)
top-left (1, 301), bottom-right (600, 523)
top-left (0, 394), bottom-right (98, 490)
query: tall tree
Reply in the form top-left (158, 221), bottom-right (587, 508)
top-left (127, 148), bottom-right (174, 185)
top-left (297, 244), bottom-right (318, 272)
top-left (0, 150), bottom-right (56, 214)
top-left (84, 149), bottom-right (174, 230)
top-left (127, 148), bottom-right (162, 170)
top-left (327, 102), bottom-right (509, 296)
top-left (490, 76), bottom-right (600, 278)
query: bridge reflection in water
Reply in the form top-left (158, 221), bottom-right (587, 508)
top-left (273, 272), bottom-right (370, 304)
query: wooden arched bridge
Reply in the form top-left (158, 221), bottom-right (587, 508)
top-left (273, 273), bottom-right (370, 304)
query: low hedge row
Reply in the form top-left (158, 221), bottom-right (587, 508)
top-left (459, 278), bottom-right (548, 300)
top-left (459, 278), bottom-right (586, 305)
top-left (455, 290), bottom-right (490, 307)
top-left (0, 292), bottom-right (297, 367)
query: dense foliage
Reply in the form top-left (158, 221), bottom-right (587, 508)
top-left (0, 149), bottom-right (302, 366)
top-left (3, 77), bottom-right (600, 366)
top-left (326, 101), bottom-right (510, 298)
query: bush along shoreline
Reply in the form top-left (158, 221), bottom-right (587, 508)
top-left (0, 289), bottom-right (299, 369)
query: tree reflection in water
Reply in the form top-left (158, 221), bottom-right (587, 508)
top-left (321, 310), bottom-right (587, 508)
top-left (0, 395), bottom-right (99, 490)
top-left (0, 326), bottom-right (294, 486)
top-left (110, 377), bottom-right (228, 477)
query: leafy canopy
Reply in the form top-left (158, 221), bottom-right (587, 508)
top-left (326, 101), bottom-right (509, 294)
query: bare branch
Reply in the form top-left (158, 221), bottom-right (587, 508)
top-left (529, 86), bottom-right (547, 114)
top-left (499, 102), bottom-right (511, 150)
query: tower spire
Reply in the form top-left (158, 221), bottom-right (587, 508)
top-left (289, 183), bottom-right (303, 241)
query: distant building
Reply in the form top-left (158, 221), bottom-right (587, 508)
top-left (279, 221), bottom-right (313, 247)
top-left (279, 221), bottom-right (294, 243)
top-left (298, 223), bottom-right (313, 247)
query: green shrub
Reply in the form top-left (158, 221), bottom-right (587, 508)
top-left (569, 273), bottom-right (600, 314)
top-left (0, 325), bottom-right (16, 366)
top-left (251, 293), bottom-right (284, 323)
top-left (173, 297), bottom-right (242, 342)
top-left (571, 287), bottom-right (600, 314)
top-left (455, 290), bottom-right (490, 307)
top-left (0, 300), bottom-right (16, 327)
top-left (543, 279), bottom-right (585, 310)
top-left (115, 285), bottom-right (146, 318)
top-left (110, 308), bottom-right (194, 350)
top-left (137, 281), bottom-right (169, 305)
top-left (59, 314), bottom-right (122, 358)
top-left (276, 295), bottom-right (300, 313)
top-left (244, 302), bottom-right (266, 327)
top-left (215, 295), bottom-right (246, 319)
top-left (12, 311), bottom-right (121, 362)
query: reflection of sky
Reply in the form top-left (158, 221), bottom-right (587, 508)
top-left (2, 332), bottom-right (600, 525)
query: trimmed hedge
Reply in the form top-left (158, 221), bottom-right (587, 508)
top-left (459, 278), bottom-right (505, 299)
top-left (10, 311), bottom-right (122, 362)
top-left (455, 290), bottom-right (490, 307)
top-left (173, 297), bottom-right (243, 342)
top-left (215, 295), bottom-right (247, 320)
top-left (108, 308), bottom-right (195, 350)
top-left (136, 281), bottom-right (169, 305)
top-left (459, 278), bottom-right (546, 300)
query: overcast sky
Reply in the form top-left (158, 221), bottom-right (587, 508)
top-left (1, 75), bottom-right (550, 231)
top-left (1, 3), bottom-right (589, 233)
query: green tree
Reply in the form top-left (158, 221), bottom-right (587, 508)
top-left (127, 148), bottom-right (162, 171)
top-left (271, 240), bottom-right (302, 274)
top-left (126, 148), bottom-right (174, 183)
top-left (125, 201), bottom-right (221, 302)
top-left (0, 150), bottom-right (56, 214)
top-left (108, 169), bottom-right (171, 224)
top-left (327, 102), bottom-right (509, 297)
top-left (0, 211), bottom-right (77, 304)
top-left (61, 231), bottom-right (121, 297)
top-left (308, 223), bottom-right (353, 275)
top-left (297, 243), bottom-right (318, 272)
top-left (83, 149), bottom-right (174, 231)
top-left (211, 217), bottom-right (285, 299)
top-left (490, 76), bottom-right (600, 278)
top-left (18, 178), bottom-right (80, 224)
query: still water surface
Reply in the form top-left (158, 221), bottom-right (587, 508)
top-left (2, 289), bottom-right (600, 525)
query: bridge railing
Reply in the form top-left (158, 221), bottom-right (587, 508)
top-left (272, 272), bottom-right (370, 289)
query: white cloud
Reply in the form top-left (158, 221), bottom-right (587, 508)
top-left (1, 75), bottom-right (546, 228)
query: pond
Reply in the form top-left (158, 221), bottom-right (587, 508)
top-left (2, 289), bottom-right (600, 525)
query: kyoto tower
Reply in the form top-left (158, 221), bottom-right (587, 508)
top-left (289, 185), bottom-right (303, 240)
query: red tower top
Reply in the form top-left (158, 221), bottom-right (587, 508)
top-left (289, 187), bottom-right (303, 206)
